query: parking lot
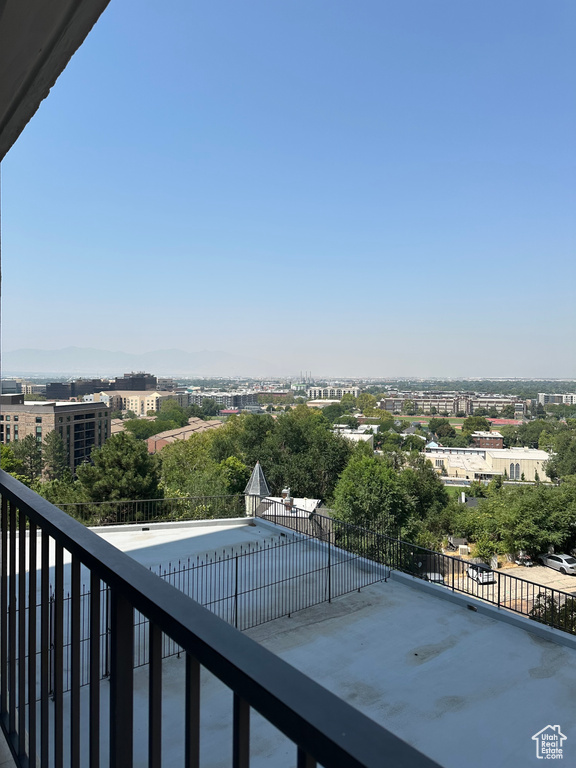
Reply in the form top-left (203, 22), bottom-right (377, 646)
top-left (436, 561), bottom-right (576, 614)
top-left (504, 562), bottom-right (576, 594)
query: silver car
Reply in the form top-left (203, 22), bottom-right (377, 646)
top-left (538, 553), bottom-right (576, 575)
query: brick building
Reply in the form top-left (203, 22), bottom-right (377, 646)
top-left (0, 394), bottom-right (109, 470)
top-left (470, 431), bottom-right (504, 449)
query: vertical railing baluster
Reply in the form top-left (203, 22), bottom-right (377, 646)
top-left (233, 694), bottom-right (250, 768)
top-left (110, 590), bottom-right (134, 768)
top-left (89, 572), bottom-right (101, 768)
top-left (40, 530), bottom-right (49, 768)
top-left (149, 622), bottom-right (162, 768)
top-left (54, 542), bottom-right (64, 768)
top-left (185, 654), bottom-right (200, 768)
top-left (8, 500), bottom-right (16, 734)
top-left (0, 496), bottom-right (8, 717)
top-left (17, 504), bottom-right (26, 757)
top-left (70, 555), bottom-right (81, 766)
top-left (28, 520), bottom-right (37, 768)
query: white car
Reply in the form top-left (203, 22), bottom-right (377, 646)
top-left (423, 572), bottom-right (446, 586)
top-left (537, 554), bottom-right (576, 575)
top-left (467, 563), bottom-right (496, 584)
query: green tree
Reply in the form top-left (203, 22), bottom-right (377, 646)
top-left (357, 393), bottom-right (377, 415)
top-left (428, 418), bottom-right (456, 439)
top-left (500, 404), bottom-right (516, 419)
top-left (462, 416), bottom-right (491, 436)
top-left (544, 431), bottom-right (576, 481)
top-left (402, 434), bottom-right (425, 452)
top-left (13, 435), bottom-right (43, 483)
top-left (530, 593), bottom-right (576, 633)
top-left (321, 403), bottom-right (347, 423)
top-left (160, 432), bottom-right (228, 497)
top-left (333, 455), bottom-right (410, 534)
top-left (0, 444), bottom-right (21, 474)
top-left (158, 400), bottom-right (189, 427)
top-left (339, 393), bottom-right (357, 411)
top-left (399, 453), bottom-right (449, 519)
top-left (124, 419), bottom-right (165, 440)
top-left (76, 432), bottom-right (161, 502)
top-left (219, 456), bottom-right (250, 494)
top-left (42, 430), bottom-right (69, 481)
top-left (201, 398), bottom-right (219, 417)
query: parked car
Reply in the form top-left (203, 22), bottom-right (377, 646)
top-left (467, 563), bottom-right (496, 584)
top-left (537, 553), bottom-right (576, 575)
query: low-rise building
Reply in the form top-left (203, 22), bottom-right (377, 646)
top-left (470, 431), bottom-right (504, 449)
top-left (426, 446), bottom-right (549, 483)
top-left (146, 418), bottom-right (223, 453)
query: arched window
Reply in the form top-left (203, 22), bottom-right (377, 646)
top-left (515, 463), bottom-right (520, 480)
top-left (510, 463), bottom-right (514, 479)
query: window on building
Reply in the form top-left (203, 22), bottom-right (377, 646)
top-left (509, 463), bottom-right (514, 478)
top-left (36, 417), bottom-right (42, 423)
top-left (13, 416), bottom-right (18, 422)
top-left (515, 463), bottom-right (520, 480)
top-left (5, 416), bottom-right (9, 422)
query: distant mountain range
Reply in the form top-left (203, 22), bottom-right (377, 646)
top-left (2, 347), bottom-right (281, 378)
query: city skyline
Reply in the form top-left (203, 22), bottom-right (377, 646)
top-left (1, 0), bottom-right (574, 377)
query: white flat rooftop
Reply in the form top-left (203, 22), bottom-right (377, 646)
top-left (36, 518), bottom-right (576, 766)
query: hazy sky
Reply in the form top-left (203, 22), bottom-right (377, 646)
top-left (2, 1), bottom-right (575, 378)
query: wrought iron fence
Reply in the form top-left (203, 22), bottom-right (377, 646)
top-left (30, 528), bottom-right (386, 696)
top-left (257, 501), bottom-right (576, 637)
top-left (58, 494), bottom-right (245, 525)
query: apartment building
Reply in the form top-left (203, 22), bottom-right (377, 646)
top-left (538, 392), bottom-right (576, 406)
top-left (306, 386), bottom-right (360, 400)
top-left (0, 394), bottom-right (109, 470)
top-left (189, 391), bottom-right (259, 409)
top-left (377, 392), bottom-right (521, 415)
top-left (104, 390), bottom-right (172, 415)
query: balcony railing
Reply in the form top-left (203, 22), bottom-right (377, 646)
top-left (57, 495), bottom-right (245, 526)
top-left (0, 470), bottom-right (442, 768)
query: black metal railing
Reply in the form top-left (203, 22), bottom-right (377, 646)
top-left (257, 502), bottom-right (576, 637)
top-left (0, 470), bottom-right (441, 768)
top-left (58, 494), bottom-right (245, 525)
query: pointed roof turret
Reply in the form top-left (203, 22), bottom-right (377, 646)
top-left (244, 461), bottom-right (270, 497)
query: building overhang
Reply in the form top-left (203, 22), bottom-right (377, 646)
top-left (0, 0), bottom-right (111, 161)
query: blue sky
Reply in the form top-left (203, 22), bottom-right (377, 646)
top-left (2, 0), bottom-right (575, 377)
